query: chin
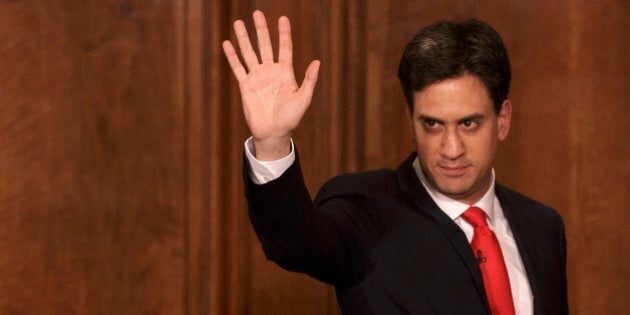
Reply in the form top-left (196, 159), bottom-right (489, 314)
top-left (440, 187), bottom-right (471, 199)
top-left (434, 181), bottom-right (474, 199)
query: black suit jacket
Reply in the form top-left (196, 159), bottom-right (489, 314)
top-left (244, 153), bottom-right (568, 314)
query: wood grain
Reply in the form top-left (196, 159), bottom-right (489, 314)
top-left (0, 1), bottom-right (185, 313)
top-left (0, 0), bottom-right (627, 314)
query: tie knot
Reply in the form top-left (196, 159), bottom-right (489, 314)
top-left (461, 207), bottom-right (488, 228)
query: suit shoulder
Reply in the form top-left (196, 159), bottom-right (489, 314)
top-left (496, 184), bottom-right (564, 224)
top-left (315, 169), bottom-right (397, 203)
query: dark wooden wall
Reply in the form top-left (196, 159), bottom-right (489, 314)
top-left (0, 1), bottom-right (627, 314)
top-left (1, 1), bottom-right (186, 313)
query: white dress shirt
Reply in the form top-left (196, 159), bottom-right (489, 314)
top-left (244, 137), bottom-right (533, 314)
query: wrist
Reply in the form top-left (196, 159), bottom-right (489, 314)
top-left (252, 136), bottom-right (292, 161)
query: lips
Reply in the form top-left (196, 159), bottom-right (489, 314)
top-left (437, 164), bottom-right (470, 177)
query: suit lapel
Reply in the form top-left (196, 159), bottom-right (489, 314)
top-left (496, 185), bottom-right (544, 315)
top-left (395, 154), bottom-right (489, 311)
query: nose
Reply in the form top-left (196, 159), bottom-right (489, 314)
top-left (440, 128), bottom-right (465, 160)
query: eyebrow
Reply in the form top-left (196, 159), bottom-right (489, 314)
top-left (417, 113), bottom-right (485, 124)
top-left (456, 114), bottom-right (485, 124)
top-left (418, 115), bottom-right (444, 124)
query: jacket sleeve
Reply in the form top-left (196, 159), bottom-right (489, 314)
top-left (243, 152), bottom-right (378, 287)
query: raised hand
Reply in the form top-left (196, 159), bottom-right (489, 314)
top-left (223, 10), bottom-right (320, 160)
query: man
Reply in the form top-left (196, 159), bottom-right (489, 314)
top-left (223, 10), bottom-right (568, 315)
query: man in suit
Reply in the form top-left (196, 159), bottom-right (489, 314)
top-left (223, 10), bottom-right (568, 315)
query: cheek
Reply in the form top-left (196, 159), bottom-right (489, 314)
top-left (414, 135), bottom-right (440, 160)
top-left (463, 133), bottom-right (498, 162)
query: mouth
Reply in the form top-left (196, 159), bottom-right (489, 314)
top-left (437, 165), bottom-right (470, 177)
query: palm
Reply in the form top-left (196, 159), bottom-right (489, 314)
top-left (223, 11), bottom-right (320, 141)
top-left (239, 62), bottom-right (304, 139)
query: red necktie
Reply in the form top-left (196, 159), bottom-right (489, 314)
top-left (462, 207), bottom-right (515, 315)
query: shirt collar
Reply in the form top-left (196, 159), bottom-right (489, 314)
top-left (412, 157), bottom-right (497, 224)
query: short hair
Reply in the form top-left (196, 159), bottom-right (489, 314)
top-left (397, 19), bottom-right (511, 113)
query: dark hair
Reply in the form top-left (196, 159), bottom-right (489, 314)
top-left (397, 19), bottom-right (511, 113)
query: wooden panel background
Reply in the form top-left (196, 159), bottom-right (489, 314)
top-left (0, 0), bottom-right (627, 314)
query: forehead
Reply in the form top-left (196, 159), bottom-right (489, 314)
top-left (412, 74), bottom-right (494, 118)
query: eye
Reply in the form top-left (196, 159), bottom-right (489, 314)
top-left (423, 119), bottom-right (439, 129)
top-left (460, 119), bottom-right (480, 130)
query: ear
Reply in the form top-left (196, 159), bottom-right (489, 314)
top-left (497, 100), bottom-right (512, 141)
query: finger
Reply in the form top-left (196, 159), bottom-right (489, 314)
top-left (233, 19), bottom-right (260, 70)
top-left (253, 10), bottom-right (273, 63)
top-left (222, 40), bottom-right (247, 82)
top-left (277, 16), bottom-right (293, 65)
top-left (298, 60), bottom-right (321, 106)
